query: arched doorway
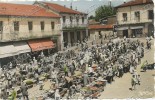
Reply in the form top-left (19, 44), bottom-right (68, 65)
top-left (148, 24), bottom-right (154, 37)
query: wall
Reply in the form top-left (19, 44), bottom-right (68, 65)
top-left (107, 17), bottom-right (116, 24)
top-left (0, 16), bottom-right (61, 42)
top-left (89, 29), bottom-right (113, 40)
top-left (117, 4), bottom-right (154, 25)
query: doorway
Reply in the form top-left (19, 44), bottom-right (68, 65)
top-left (123, 30), bottom-right (128, 38)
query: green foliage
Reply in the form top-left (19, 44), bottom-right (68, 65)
top-left (88, 15), bottom-right (95, 20)
top-left (95, 5), bottom-right (116, 21)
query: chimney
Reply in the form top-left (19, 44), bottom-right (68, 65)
top-left (143, 0), bottom-right (147, 3)
top-left (109, 0), bottom-right (111, 7)
top-left (70, 2), bottom-right (72, 9)
top-left (70, 5), bottom-right (72, 9)
top-left (75, 7), bottom-right (77, 11)
top-left (64, 5), bottom-right (66, 7)
top-left (124, 0), bottom-right (126, 3)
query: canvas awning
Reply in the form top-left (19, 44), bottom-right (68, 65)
top-left (130, 26), bottom-right (143, 29)
top-left (28, 39), bottom-right (55, 52)
top-left (116, 27), bottom-right (128, 30)
top-left (0, 45), bottom-right (18, 58)
top-left (13, 42), bottom-right (31, 54)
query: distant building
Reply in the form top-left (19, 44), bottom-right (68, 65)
top-left (88, 24), bottom-right (114, 40)
top-left (35, 2), bottom-right (88, 50)
top-left (100, 15), bottom-right (117, 25)
top-left (115, 0), bottom-right (154, 38)
top-left (88, 19), bottom-right (100, 25)
top-left (88, 15), bottom-right (116, 40)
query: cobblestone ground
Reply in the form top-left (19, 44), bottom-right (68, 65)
top-left (99, 38), bottom-right (154, 99)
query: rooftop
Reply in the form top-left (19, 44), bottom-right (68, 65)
top-left (0, 2), bottom-right (60, 18)
top-left (41, 2), bottom-right (87, 15)
top-left (116, 0), bottom-right (153, 8)
top-left (88, 24), bottom-right (113, 30)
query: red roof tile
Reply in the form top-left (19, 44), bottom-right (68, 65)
top-left (0, 3), bottom-right (60, 18)
top-left (42, 2), bottom-right (86, 14)
top-left (116, 0), bottom-right (153, 8)
top-left (88, 24), bottom-right (113, 30)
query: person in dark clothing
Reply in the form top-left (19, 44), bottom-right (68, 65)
top-left (21, 83), bottom-right (29, 100)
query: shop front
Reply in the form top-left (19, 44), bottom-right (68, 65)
top-left (130, 26), bottom-right (143, 37)
top-left (0, 41), bottom-right (31, 67)
top-left (28, 38), bottom-right (55, 58)
top-left (116, 26), bottom-right (129, 38)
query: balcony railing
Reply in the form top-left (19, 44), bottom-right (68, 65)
top-left (118, 18), bottom-right (153, 25)
top-left (62, 23), bottom-right (87, 28)
top-left (0, 30), bottom-right (60, 42)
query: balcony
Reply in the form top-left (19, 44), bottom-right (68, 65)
top-left (62, 23), bottom-right (87, 30)
top-left (0, 30), bottom-right (60, 42)
top-left (118, 18), bottom-right (153, 25)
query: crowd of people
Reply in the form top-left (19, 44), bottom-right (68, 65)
top-left (0, 37), bottom-right (151, 99)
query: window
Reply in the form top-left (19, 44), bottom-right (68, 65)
top-left (135, 11), bottom-right (140, 21)
top-left (70, 16), bottom-right (73, 23)
top-left (122, 13), bottom-right (127, 21)
top-left (40, 21), bottom-right (44, 31)
top-left (82, 17), bottom-right (84, 23)
top-left (76, 16), bottom-right (79, 24)
top-left (51, 22), bottom-right (55, 30)
top-left (0, 21), bottom-right (3, 33)
top-left (63, 16), bottom-right (66, 23)
top-left (148, 10), bottom-right (153, 19)
top-left (14, 21), bottom-right (19, 31)
top-left (28, 21), bottom-right (33, 31)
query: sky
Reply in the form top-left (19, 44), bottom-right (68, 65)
top-left (0, 0), bottom-right (131, 16)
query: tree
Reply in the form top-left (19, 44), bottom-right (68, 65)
top-left (88, 15), bottom-right (95, 20)
top-left (95, 5), bottom-right (116, 21)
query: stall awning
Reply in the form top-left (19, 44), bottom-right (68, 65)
top-left (28, 39), bottom-right (55, 52)
top-left (13, 42), bottom-right (31, 54)
top-left (130, 26), bottom-right (143, 29)
top-left (116, 27), bottom-right (128, 30)
top-left (0, 45), bottom-right (18, 58)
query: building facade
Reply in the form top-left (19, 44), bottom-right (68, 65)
top-left (0, 3), bottom-right (61, 62)
top-left (115, 0), bottom-right (154, 38)
top-left (88, 24), bottom-right (113, 41)
top-left (35, 2), bottom-right (88, 50)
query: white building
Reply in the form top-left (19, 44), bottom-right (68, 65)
top-left (115, 0), bottom-right (154, 38)
top-left (35, 2), bottom-right (88, 50)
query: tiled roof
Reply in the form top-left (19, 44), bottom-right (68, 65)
top-left (0, 3), bottom-right (60, 18)
top-left (88, 24), bottom-right (113, 30)
top-left (116, 0), bottom-right (153, 8)
top-left (42, 2), bottom-right (86, 15)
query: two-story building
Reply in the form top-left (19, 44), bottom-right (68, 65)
top-left (34, 2), bottom-right (88, 49)
top-left (0, 3), bottom-right (61, 64)
top-left (115, 0), bottom-right (154, 38)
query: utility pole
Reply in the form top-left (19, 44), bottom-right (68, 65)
top-left (109, 0), bottom-right (112, 7)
